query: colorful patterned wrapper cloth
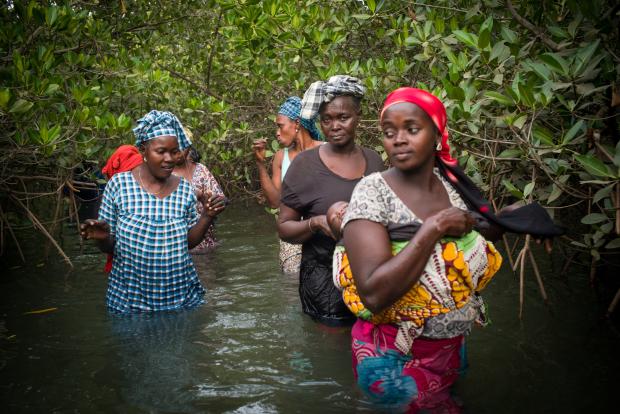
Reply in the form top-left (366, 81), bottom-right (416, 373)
top-left (333, 230), bottom-right (502, 353)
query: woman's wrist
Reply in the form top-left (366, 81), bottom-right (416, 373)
top-left (307, 217), bottom-right (316, 234)
top-left (419, 215), bottom-right (444, 242)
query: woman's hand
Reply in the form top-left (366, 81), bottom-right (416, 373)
top-left (426, 207), bottom-right (475, 238)
top-left (198, 190), bottom-right (226, 218)
top-left (80, 219), bottom-right (110, 240)
top-left (309, 215), bottom-right (336, 240)
top-left (252, 138), bottom-right (268, 163)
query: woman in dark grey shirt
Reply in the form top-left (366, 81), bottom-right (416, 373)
top-left (278, 76), bottom-right (384, 326)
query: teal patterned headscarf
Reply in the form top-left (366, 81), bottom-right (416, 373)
top-left (278, 97), bottom-right (323, 140)
top-left (133, 110), bottom-right (192, 150)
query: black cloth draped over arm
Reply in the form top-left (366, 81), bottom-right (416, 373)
top-left (436, 157), bottom-right (564, 238)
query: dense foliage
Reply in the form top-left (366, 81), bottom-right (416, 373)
top-left (1, 0), bottom-right (619, 309)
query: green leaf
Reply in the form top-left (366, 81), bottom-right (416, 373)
top-left (540, 53), bottom-right (569, 76)
top-left (502, 179), bottom-right (524, 199)
top-left (500, 26), bottom-right (517, 43)
top-left (367, 0), bottom-right (376, 13)
top-left (523, 182), bottom-right (534, 198)
top-left (352, 14), bottom-right (371, 20)
top-left (484, 91), bottom-right (513, 106)
top-left (547, 184), bottom-right (563, 203)
top-left (581, 213), bottom-right (608, 225)
top-left (512, 114), bottom-right (527, 129)
top-left (562, 120), bottom-right (585, 145)
top-left (593, 183), bottom-right (615, 204)
top-left (533, 126), bottom-right (555, 146)
top-left (44, 83), bottom-right (60, 95)
top-left (9, 99), bottom-right (34, 114)
top-left (478, 17), bottom-right (492, 50)
top-left (453, 30), bottom-right (478, 49)
top-left (0, 88), bottom-right (10, 109)
top-left (45, 6), bottom-right (58, 27)
top-left (575, 154), bottom-right (615, 178)
top-left (497, 148), bottom-right (521, 158)
top-left (573, 40), bottom-right (599, 77)
top-left (489, 41), bottom-right (510, 63)
top-left (605, 238), bottom-right (620, 249)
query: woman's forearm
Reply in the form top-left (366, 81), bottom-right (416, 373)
top-left (188, 215), bottom-right (214, 248)
top-left (256, 162), bottom-right (280, 208)
top-left (277, 217), bottom-right (316, 244)
top-left (95, 236), bottom-right (115, 254)
top-left (344, 221), bottom-right (442, 313)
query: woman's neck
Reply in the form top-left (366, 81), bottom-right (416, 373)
top-left (173, 159), bottom-right (194, 181)
top-left (296, 130), bottom-right (317, 151)
top-left (325, 139), bottom-right (357, 155)
top-left (391, 158), bottom-right (437, 190)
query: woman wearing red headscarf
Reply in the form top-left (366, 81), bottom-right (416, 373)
top-left (338, 88), bottom-right (562, 412)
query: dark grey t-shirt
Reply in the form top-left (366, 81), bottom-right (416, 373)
top-left (280, 145), bottom-right (384, 325)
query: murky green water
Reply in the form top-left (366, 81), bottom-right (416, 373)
top-left (1, 203), bottom-right (618, 413)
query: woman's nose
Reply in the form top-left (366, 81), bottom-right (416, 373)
top-left (394, 130), bottom-right (407, 143)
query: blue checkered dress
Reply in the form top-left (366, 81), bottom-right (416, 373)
top-left (98, 172), bottom-right (205, 313)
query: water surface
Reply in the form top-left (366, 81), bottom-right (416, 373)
top-left (1, 203), bottom-right (617, 413)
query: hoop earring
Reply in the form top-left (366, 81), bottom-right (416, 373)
top-left (436, 142), bottom-right (442, 151)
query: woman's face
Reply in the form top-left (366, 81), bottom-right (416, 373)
top-left (176, 147), bottom-right (191, 166)
top-left (142, 135), bottom-right (182, 179)
top-left (319, 96), bottom-right (360, 148)
top-left (275, 114), bottom-right (297, 147)
top-left (381, 102), bottom-right (439, 172)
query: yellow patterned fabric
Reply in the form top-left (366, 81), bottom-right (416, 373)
top-left (333, 231), bottom-right (502, 327)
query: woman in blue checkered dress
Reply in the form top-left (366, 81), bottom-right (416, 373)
top-left (81, 111), bottom-right (226, 313)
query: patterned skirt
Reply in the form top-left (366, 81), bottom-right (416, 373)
top-left (279, 239), bottom-right (302, 274)
top-left (352, 319), bottom-right (465, 413)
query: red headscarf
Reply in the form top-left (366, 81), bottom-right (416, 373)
top-left (381, 87), bottom-right (456, 164)
top-left (101, 145), bottom-right (143, 272)
top-left (101, 145), bottom-right (143, 180)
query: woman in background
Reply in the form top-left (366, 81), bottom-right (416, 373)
top-left (252, 96), bottom-right (323, 273)
top-left (277, 76), bottom-right (385, 326)
top-left (174, 131), bottom-right (226, 253)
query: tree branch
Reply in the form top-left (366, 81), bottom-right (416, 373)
top-left (157, 64), bottom-right (226, 102)
top-left (506, 0), bottom-right (562, 51)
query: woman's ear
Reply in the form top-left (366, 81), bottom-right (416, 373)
top-left (138, 143), bottom-right (147, 160)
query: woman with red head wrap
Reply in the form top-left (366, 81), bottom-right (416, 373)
top-left (337, 87), bottom-right (562, 412)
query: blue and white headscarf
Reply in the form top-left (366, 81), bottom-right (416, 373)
top-left (278, 96), bottom-right (323, 140)
top-left (300, 75), bottom-right (366, 120)
top-left (133, 110), bottom-right (192, 150)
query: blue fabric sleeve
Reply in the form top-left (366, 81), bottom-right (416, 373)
top-left (98, 174), bottom-right (119, 235)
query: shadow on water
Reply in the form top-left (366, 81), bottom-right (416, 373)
top-left (0, 202), bottom-right (618, 413)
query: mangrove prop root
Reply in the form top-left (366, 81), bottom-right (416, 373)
top-left (10, 195), bottom-right (73, 268)
top-left (502, 234), bottom-right (516, 272)
top-left (0, 204), bottom-right (25, 262)
top-left (528, 248), bottom-right (549, 303)
top-left (608, 287), bottom-right (620, 316)
top-left (518, 236), bottom-right (529, 319)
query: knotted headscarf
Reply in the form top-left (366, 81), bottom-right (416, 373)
top-left (380, 86), bottom-right (564, 237)
top-left (133, 110), bottom-right (192, 150)
top-left (300, 75), bottom-right (366, 120)
top-left (278, 96), bottom-right (323, 140)
top-left (381, 87), bottom-right (455, 164)
top-left (101, 145), bottom-right (142, 180)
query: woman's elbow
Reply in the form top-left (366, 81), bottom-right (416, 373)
top-left (358, 290), bottom-right (387, 314)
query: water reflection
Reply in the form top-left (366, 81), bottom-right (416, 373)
top-left (109, 310), bottom-right (202, 413)
top-left (0, 202), bottom-right (618, 413)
